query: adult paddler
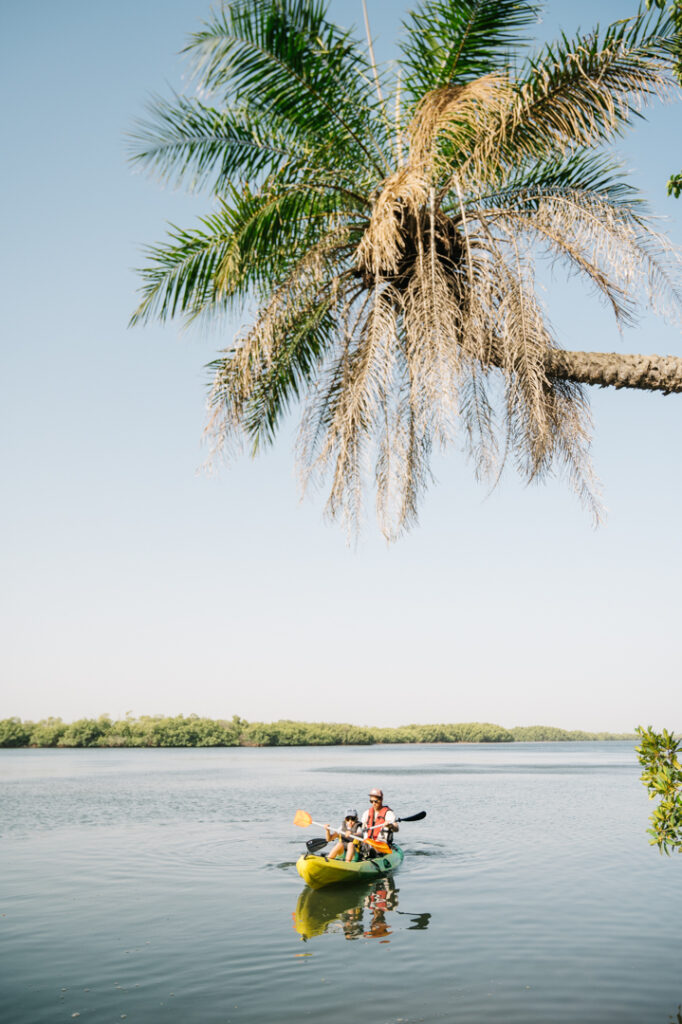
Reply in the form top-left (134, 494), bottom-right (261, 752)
top-left (361, 787), bottom-right (399, 854)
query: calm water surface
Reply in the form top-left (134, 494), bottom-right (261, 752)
top-left (2, 742), bottom-right (681, 1024)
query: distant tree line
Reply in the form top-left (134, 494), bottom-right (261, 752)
top-left (0, 715), bottom-right (636, 749)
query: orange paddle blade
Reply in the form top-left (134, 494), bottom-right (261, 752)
top-left (293, 809), bottom-right (313, 827)
top-left (365, 837), bottom-right (391, 854)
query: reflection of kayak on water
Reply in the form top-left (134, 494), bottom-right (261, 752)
top-left (293, 877), bottom-right (401, 941)
top-left (296, 845), bottom-right (404, 889)
top-left (293, 876), bottom-right (431, 942)
top-left (293, 881), bottom-right (372, 940)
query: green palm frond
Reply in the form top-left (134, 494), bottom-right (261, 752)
top-left (130, 213), bottom-right (233, 325)
top-left (476, 151), bottom-right (645, 210)
top-left (208, 299), bottom-right (337, 453)
top-left (185, 0), bottom-right (390, 175)
top-left (128, 94), bottom-right (298, 193)
top-left (208, 181), bottom-right (360, 299)
top-left (131, 179), bottom-right (365, 325)
top-left (400, 0), bottom-right (540, 97)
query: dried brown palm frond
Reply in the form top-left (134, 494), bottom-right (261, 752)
top-left (454, 239), bottom-right (599, 515)
top-left (207, 226), bottom-right (354, 455)
top-left (298, 284), bottom-right (402, 535)
top-left (483, 189), bottom-right (682, 327)
top-left (356, 76), bottom-right (512, 284)
top-left (408, 74), bottom-right (513, 180)
top-left (355, 167), bottom-right (430, 279)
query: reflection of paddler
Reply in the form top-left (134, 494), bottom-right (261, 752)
top-left (363, 878), bottom-right (398, 940)
top-left (341, 905), bottom-right (364, 941)
top-left (366, 877), bottom-right (398, 912)
top-left (292, 877), bottom-right (398, 942)
top-left (365, 915), bottom-right (391, 939)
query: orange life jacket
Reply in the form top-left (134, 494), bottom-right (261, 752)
top-left (366, 804), bottom-right (393, 842)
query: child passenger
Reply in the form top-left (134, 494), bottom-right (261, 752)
top-left (324, 809), bottom-right (363, 862)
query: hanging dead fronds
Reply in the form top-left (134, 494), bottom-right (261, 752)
top-left (134, 2), bottom-right (682, 541)
top-left (408, 74), bottom-right (513, 181)
top-left (355, 75), bottom-right (512, 283)
top-left (355, 167), bottom-right (429, 279)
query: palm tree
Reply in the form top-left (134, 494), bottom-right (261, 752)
top-left (130, 0), bottom-right (682, 539)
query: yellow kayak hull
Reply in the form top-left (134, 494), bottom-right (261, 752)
top-left (296, 846), bottom-right (404, 889)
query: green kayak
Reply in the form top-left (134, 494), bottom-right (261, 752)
top-left (296, 846), bottom-right (404, 889)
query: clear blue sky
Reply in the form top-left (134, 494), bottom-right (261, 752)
top-left (2, 0), bottom-right (681, 732)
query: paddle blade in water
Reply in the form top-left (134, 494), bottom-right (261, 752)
top-left (293, 809), bottom-right (313, 827)
top-left (306, 837), bottom-right (329, 853)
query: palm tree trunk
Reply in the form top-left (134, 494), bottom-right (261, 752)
top-left (544, 349), bottom-right (682, 394)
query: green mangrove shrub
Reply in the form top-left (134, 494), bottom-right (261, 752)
top-left (0, 717), bottom-right (33, 747)
top-left (0, 715), bottom-right (636, 749)
top-left (636, 725), bottom-right (682, 854)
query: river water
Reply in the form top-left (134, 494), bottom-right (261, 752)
top-left (1, 742), bottom-right (681, 1024)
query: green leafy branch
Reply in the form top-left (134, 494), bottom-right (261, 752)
top-left (668, 172), bottom-right (682, 197)
top-left (635, 725), bottom-right (682, 853)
